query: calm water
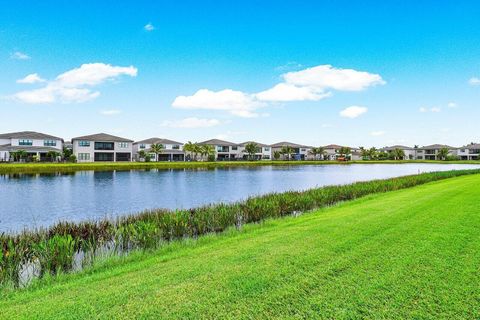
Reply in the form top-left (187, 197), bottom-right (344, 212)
top-left (1, 164), bottom-right (478, 232)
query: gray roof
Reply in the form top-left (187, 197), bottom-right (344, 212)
top-left (323, 144), bottom-right (345, 149)
top-left (134, 137), bottom-right (183, 145)
top-left (0, 131), bottom-right (63, 141)
top-left (72, 133), bottom-right (133, 142)
top-left (419, 144), bottom-right (456, 150)
top-left (460, 143), bottom-right (480, 149)
top-left (238, 141), bottom-right (269, 147)
top-left (198, 139), bottom-right (237, 146)
top-left (270, 141), bottom-right (310, 148)
top-left (0, 144), bottom-right (61, 152)
top-left (381, 145), bottom-right (414, 151)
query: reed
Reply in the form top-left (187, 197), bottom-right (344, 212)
top-left (1, 169), bottom-right (479, 288)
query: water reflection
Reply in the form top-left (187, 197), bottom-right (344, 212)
top-left (0, 163), bottom-right (479, 233)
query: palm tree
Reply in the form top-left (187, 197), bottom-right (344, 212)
top-left (244, 142), bottom-right (260, 160)
top-left (46, 151), bottom-right (61, 162)
top-left (360, 147), bottom-right (369, 160)
top-left (280, 146), bottom-right (295, 160)
top-left (392, 148), bottom-right (405, 160)
top-left (11, 150), bottom-right (28, 162)
top-left (309, 147), bottom-right (325, 160)
top-left (201, 145), bottom-right (216, 161)
top-left (338, 147), bottom-right (351, 160)
top-left (368, 147), bottom-right (378, 160)
top-left (149, 143), bottom-right (164, 161)
top-left (437, 147), bottom-right (450, 160)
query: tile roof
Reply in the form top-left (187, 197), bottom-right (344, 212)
top-left (71, 133), bottom-right (133, 142)
top-left (134, 137), bottom-right (183, 145)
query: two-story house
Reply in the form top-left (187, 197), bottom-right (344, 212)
top-left (72, 133), bottom-right (133, 162)
top-left (0, 131), bottom-right (63, 162)
top-left (237, 141), bottom-right (272, 160)
top-left (270, 142), bottom-right (312, 160)
top-left (198, 139), bottom-right (241, 160)
top-left (379, 145), bottom-right (416, 160)
top-left (457, 143), bottom-right (480, 160)
top-left (323, 144), bottom-right (362, 161)
top-left (415, 144), bottom-right (457, 160)
top-left (133, 138), bottom-right (185, 161)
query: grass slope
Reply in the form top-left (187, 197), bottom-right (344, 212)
top-left (1, 159), bottom-right (479, 174)
top-left (2, 174), bottom-right (480, 319)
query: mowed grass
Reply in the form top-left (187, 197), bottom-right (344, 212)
top-left (2, 174), bottom-right (480, 319)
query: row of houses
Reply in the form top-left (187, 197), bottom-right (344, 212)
top-left (0, 131), bottom-right (479, 162)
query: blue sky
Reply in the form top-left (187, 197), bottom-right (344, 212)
top-left (1, 1), bottom-right (480, 147)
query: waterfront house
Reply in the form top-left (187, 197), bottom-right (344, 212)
top-left (198, 139), bottom-right (241, 160)
top-left (415, 144), bottom-right (457, 160)
top-left (0, 131), bottom-right (63, 162)
top-left (457, 143), bottom-right (480, 160)
top-left (270, 142), bottom-right (311, 160)
top-left (237, 141), bottom-right (272, 160)
top-left (323, 144), bottom-right (362, 161)
top-left (72, 133), bottom-right (133, 162)
top-left (379, 145), bottom-right (416, 160)
top-left (133, 138), bottom-right (185, 161)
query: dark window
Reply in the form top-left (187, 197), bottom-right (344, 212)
top-left (115, 153), bottom-right (131, 162)
top-left (44, 140), bottom-right (57, 146)
top-left (78, 141), bottom-right (90, 147)
top-left (95, 142), bottom-right (114, 150)
top-left (19, 139), bottom-right (33, 146)
top-left (94, 153), bottom-right (114, 161)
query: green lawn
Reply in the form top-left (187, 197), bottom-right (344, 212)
top-left (1, 159), bottom-right (479, 174)
top-left (2, 174), bottom-right (480, 319)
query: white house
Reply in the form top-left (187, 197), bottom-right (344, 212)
top-left (323, 144), bottom-right (362, 161)
top-left (0, 131), bottom-right (63, 162)
top-left (379, 145), bottom-right (416, 160)
top-left (198, 139), bottom-right (241, 161)
top-left (72, 133), bottom-right (133, 162)
top-left (457, 143), bottom-right (480, 160)
top-left (237, 141), bottom-right (272, 160)
top-left (415, 144), bottom-right (457, 160)
top-left (270, 142), bottom-right (312, 160)
top-left (133, 138), bottom-right (185, 161)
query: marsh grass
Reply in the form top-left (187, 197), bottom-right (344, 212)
top-left (1, 169), bottom-right (479, 287)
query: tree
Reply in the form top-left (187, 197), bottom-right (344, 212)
top-left (138, 150), bottom-right (151, 162)
top-left (62, 146), bottom-right (72, 160)
top-left (360, 147), bottom-right (370, 160)
top-left (338, 147), bottom-right (351, 160)
top-left (437, 147), bottom-right (450, 161)
top-left (273, 151), bottom-right (281, 160)
top-left (201, 145), bottom-right (216, 161)
top-left (244, 142), bottom-right (260, 160)
top-left (149, 143), bottom-right (164, 161)
top-left (280, 146), bottom-right (295, 160)
top-left (391, 148), bottom-right (405, 160)
top-left (47, 151), bottom-right (61, 162)
top-left (309, 147), bottom-right (325, 160)
top-left (369, 147), bottom-right (378, 160)
top-left (11, 150), bottom-right (28, 162)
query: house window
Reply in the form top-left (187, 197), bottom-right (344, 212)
top-left (118, 142), bottom-right (129, 148)
top-left (78, 141), bottom-right (90, 147)
top-left (301, 148), bottom-right (306, 152)
top-left (78, 153), bottom-right (90, 161)
top-left (139, 144), bottom-right (146, 149)
top-left (94, 142), bottom-right (114, 150)
top-left (19, 139), bottom-right (33, 146)
top-left (44, 140), bottom-right (57, 146)
top-left (172, 144), bottom-right (180, 150)
top-left (231, 146), bottom-right (238, 151)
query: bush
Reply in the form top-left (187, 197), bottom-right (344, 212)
top-left (68, 155), bottom-right (77, 163)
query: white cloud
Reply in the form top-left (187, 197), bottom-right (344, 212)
top-left (255, 83), bottom-right (331, 102)
top-left (144, 23), bottom-right (155, 31)
top-left (283, 65), bottom-right (385, 91)
top-left (172, 89), bottom-right (263, 118)
top-left (160, 117), bottom-right (222, 128)
top-left (12, 63), bottom-right (137, 104)
top-left (419, 107), bottom-right (441, 113)
top-left (340, 106), bottom-right (368, 118)
top-left (16, 73), bottom-right (46, 84)
top-left (370, 130), bottom-right (385, 136)
top-left (10, 51), bottom-right (30, 60)
top-left (100, 109), bottom-right (122, 116)
top-left (469, 77), bottom-right (480, 86)
top-left (447, 102), bottom-right (458, 108)
top-left (172, 64), bottom-right (384, 117)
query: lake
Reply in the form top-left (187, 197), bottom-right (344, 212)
top-left (1, 163), bottom-right (479, 233)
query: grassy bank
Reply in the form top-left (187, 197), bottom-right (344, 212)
top-left (1, 159), bottom-right (480, 174)
top-left (1, 169), bottom-right (479, 289)
top-left (2, 173), bottom-right (480, 319)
